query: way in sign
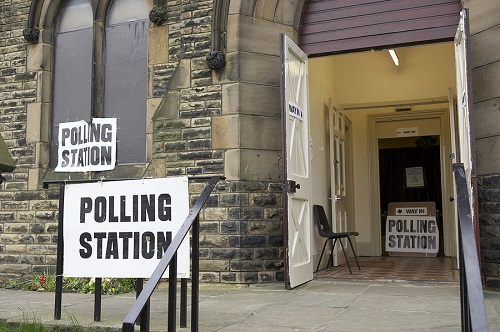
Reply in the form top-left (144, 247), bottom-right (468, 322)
top-left (396, 207), bottom-right (427, 215)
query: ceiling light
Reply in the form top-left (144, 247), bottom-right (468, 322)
top-left (388, 49), bottom-right (399, 66)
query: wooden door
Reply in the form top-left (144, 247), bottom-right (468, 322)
top-left (281, 34), bottom-right (313, 288)
top-left (330, 107), bottom-right (349, 263)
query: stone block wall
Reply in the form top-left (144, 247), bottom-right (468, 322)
top-left (478, 175), bottom-right (500, 288)
top-left (0, 0), bottom-right (285, 283)
top-left (150, 1), bottom-right (284, 283)
top-left (465, 0), bottom-right (500, 289)
top-left (194, 180), bottom-right (283, 283)
top-left (0, 0), bottom-right (60, 276)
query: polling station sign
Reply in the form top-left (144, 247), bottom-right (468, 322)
top-left (55, 118), bottom-right (117, 172)
top-left (63, 177), bottom-right (190, 278)
top-left (385, 216), bottom-right (439, 254)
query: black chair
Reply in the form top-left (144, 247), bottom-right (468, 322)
top-left (314, 204), bottom-right (361, 274)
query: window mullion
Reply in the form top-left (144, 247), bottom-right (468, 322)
top-left (93, 19), bottom-right (105, 118)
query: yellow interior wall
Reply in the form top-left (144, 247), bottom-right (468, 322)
top-left (308, 58), bottom-right (336, 265)
top-left (332, 43), bottom-right (456, 105)
top-left (309, 42), bottom-right (456, 256)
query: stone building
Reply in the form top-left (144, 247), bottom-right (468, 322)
top-left (0, 0), bottom-right (499, 289)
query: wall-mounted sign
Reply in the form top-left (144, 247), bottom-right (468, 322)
top-left (63, 177), bottom-right (190, 278)
top-left (397, 127), bottom-right (418, 137)
top-left (55, 118), bottom-right (117, 172)
top-left (288, 101), bottom-right (304, 121)
top-left (395, 207), bottom-right (428, 215)
top-left (385, 216), bottom-right (439, 254)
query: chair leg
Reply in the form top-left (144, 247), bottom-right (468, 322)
top-left (328, 238), bottom-right (338, 268)
top-left (339, 238), bottom-right (353, 274)
top-left (316, 239), bottom-right (329, 272)
top-left (347, 236), bottom-right (361, 271)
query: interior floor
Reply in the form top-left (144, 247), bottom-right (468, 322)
top-left (314, 256), bottom-right (459, 282)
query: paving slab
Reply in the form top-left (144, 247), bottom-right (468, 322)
top-left (0, 279), bottom-right (498, 331)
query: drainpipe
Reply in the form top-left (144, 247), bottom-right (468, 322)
top-left (23, 0), bottom-right (43, 44)
top-left (206, 0), bottom-right (226, 70)
top-left (150, 0), bottom-right (168, 26)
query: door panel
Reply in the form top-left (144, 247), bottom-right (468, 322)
top-left (454, 9), bottom-right (473, 190)
top-left (454, 8), bottom-right (480, 251)
top-left (281, 34), bottom-right (313, 288)
top-left (331, 107), bottom-right (349, 263)
top-left (445, 88), bottom-right (459, 257)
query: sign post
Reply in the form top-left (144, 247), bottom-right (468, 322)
top-left (44, 176), bottom-right (190, 321)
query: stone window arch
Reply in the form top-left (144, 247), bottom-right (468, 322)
top-left (26, 0), bottom-right (150, 180)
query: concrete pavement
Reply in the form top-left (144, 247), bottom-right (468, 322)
top-left (0, 279), bottom-right (499, 331)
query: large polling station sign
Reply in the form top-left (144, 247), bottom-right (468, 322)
top-left (386, 206), bottom-right (439, 255)
top-left (63, 177), bottom-right (190, 278)
top-left (55, 119), bottom-right (117, 172)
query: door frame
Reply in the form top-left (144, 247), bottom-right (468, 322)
top-left (368, 109), bottom-right (457, 256)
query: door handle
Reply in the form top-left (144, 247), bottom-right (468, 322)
top-left (287, 180), bottom-right (300, 193)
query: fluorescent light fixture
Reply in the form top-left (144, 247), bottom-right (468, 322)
top-left (388, 49), bottom-right (399, 66)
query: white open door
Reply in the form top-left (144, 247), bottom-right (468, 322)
top-left (330, 107), bottom-right (349, 264)
top-left (446, 88), bottom-right (459, 257)
top-left (280, 34), bottom-right (313, 288)
top-left (454, 9), bottom-right (473, 195)
top-left (454, 9), bottom-right (478, 231)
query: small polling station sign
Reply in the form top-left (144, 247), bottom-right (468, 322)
top-left (63, 177), bottom-right (190, 278)
top-left (55, 118), bottom-right (117, 172)
top-left (386, 202), bottom-right (439, 255)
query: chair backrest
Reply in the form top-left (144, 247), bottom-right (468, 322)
top-left (313, 205), bottom-right (333, 237)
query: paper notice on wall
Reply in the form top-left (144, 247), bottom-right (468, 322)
top-left (55, 118), bottom-right (117, 172)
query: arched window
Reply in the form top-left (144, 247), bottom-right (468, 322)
top-left (50, 0), bottom-right (148, 167)
top-left (104, 0), bottom-right (148, 164)
top-left (51, 0), bottom-right (93, 165)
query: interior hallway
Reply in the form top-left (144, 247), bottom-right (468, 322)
top-left (314, 256), bottom-right (459, 282)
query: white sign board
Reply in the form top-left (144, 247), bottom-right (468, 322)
top-left (395, 207), bottom-right (428, 215)
top-left (397, 127), bottom-right (418, 137)
top-left (63, 177), bottom-right (190, 278)
top-left (56, 118), bottom-right (117, 172)
top-left (386, 216), bottom-right (439, 254)
top-left (288, 101), bottom-right (304, 121)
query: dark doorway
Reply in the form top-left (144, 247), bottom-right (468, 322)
top-left (378, 136), bottom-right (443, 255)
top-left (379, 136), bottom-right (442, 210)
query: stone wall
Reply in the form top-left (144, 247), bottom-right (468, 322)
top-left (0, 0), bottom-right (59, 276)
top-left (465, 0), bottom-right (500, 289)
top-left (0, 0), bottom-right (285, 283)
top-left (151, 0), bottom-right (284, 283)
